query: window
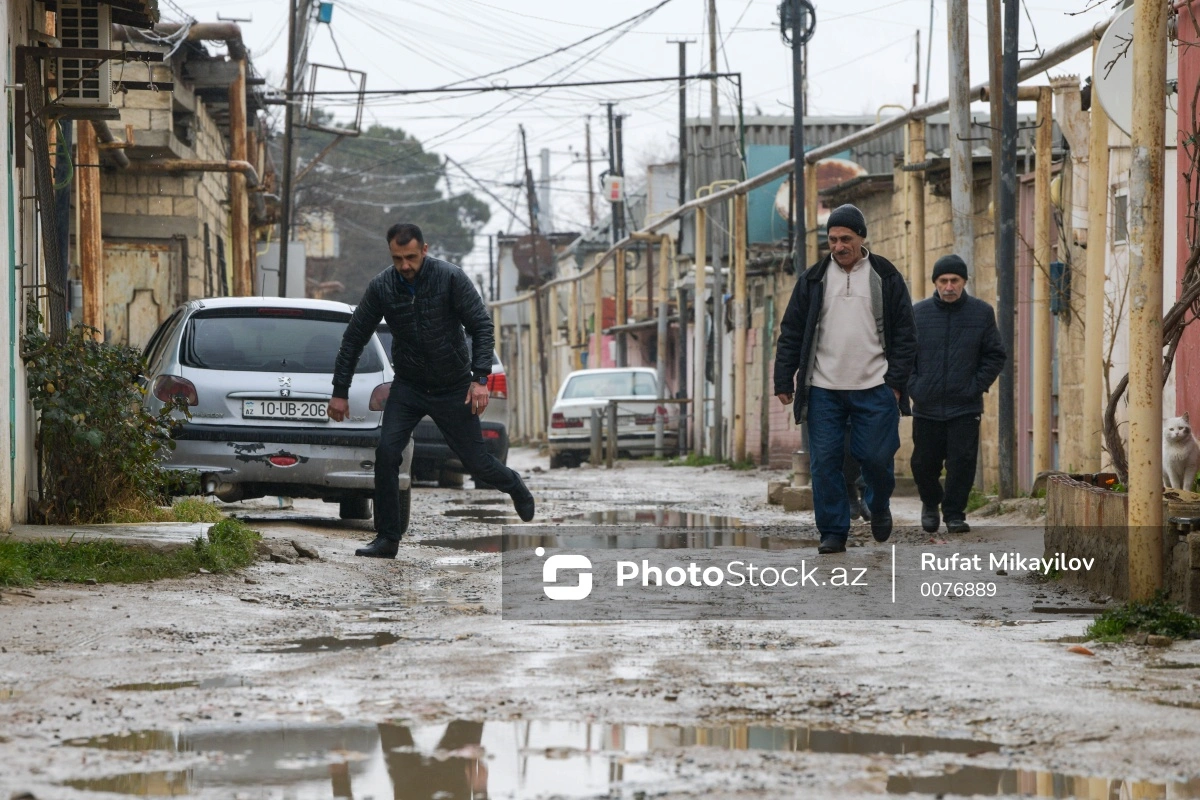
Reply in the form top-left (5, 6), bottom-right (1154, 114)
top-left (182, 308), bottom-right (383, 374)
top-left (563, 371), bottom-right (657, 400)
top-left (1112, 190), bottom-right (1129, 244)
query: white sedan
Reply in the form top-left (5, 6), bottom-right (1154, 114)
top-left (547, 367), bottom-right (678, 468)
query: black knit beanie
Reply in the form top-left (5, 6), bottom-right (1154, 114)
top-left (931, 254), bottom-right (969, 282)
top-left (825, 204), bottom-right (867, 238)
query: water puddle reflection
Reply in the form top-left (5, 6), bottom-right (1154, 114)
top-left (61, 720), bottom-right (1200, 797)
top-left (422, 529), bottom-right (822, 553)
top-left (110, 676), bottom-right (253, 692)
top-left (439, 505), bottom-right (747, 528)
top-left (257, 632), bottom-right (400, 654)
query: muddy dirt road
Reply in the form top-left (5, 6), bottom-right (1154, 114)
top-left (2, 449), bottom-right (1199, 798)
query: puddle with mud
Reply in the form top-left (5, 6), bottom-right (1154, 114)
top-left (110, 677), bottom-right (253, 692)
top-left (439, 506), bottom-right (746, 528)
top-left (256, 632), bottom-right (400, 654)
top-left (60, 720), bottom-right (1199, 798)
top-left (422, 529), bottom-right (826, 553)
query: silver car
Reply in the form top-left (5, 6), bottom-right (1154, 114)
top-left (142, 297), bottom-right (412, 526)
top-left (547, 367), bottom-right (678, 468)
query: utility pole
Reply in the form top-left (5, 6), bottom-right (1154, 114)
top-left (670, 39), bottom-right (692, 253)
top-left (606, 102), bottom-right (618, 245)
top-left (519, 125), bottom-right (551, 438)
top-left (913, 29), bottom-right (920, 108)
top-left (614, 112), bottom-right (626, 241)
top-left (278, 0), bottom-right (298, 297)
top-left (948, 0), bottom-right (974, 280)
top-left (487, 233), bottom-right (495, 302)
top-left (539, 148), bottom-right (552, 234)
top-left (997, 0), bottom-right (1019, 498)
top-left (1126, 0), bottom-right (1168, 598)
top-left (585, 117), bottom-right (596, 227)
top-left (1083, 40), bottom-right (1110, 472)
top-left (987, 0), bottom-right (1004, 490)
top-left (709, 0), bottom-right (724, 459)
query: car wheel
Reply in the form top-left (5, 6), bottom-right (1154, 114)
top-left (437, 468), bottom-right (465, 488)
top-left (397, 488), bottom-right (411, 534)
top-left (339, 496), bottom-right (372, 520)
top-left (549, 452), bottom-right (565, 470)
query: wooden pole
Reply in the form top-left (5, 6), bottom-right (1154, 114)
top-left (1083, 40), bottom-right (1111, 472)
top-left (906, 119), bottom-right (927, 290)
top-left (229, 59), bottom-right (252, 296)
top-left (568, 277), bottom-right (581, 370)
top-left (732, 192), bottom-right (747, 462)
top-left (593, 259), bottom-right (604, 367)
top-left (615, 247), bottom-right (627, 365)
top-left (694, 208), bottom-right (708, 456)
top-left (1126, 0), bottom-right (1167, 598)
top-left (1032, 87), bottom-right (1054, 481)
top-left (77, 121), bottom-right (103, 339)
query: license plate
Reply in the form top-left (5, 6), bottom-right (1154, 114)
top-left (242, 399), bottom-right (328, 421)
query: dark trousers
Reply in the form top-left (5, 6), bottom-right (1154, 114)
top-left (910, 414), bottom-right (980, 522)
top-left (842, 424), bottom-right (865, 501)
top-left (375, 381), bottom-right (522, 540)
top-left (807, 385), bottom-right (900, 539)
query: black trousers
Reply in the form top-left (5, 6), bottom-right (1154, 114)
top-left (842, 423), bottom-right (865, 501)
top-left (375, 380), bottom-right (521, 540)
top-left (910, 414), bottom-right (980, 521)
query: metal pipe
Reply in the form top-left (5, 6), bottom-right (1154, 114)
top-left (1083, 39), bottom-right (1110, 473)
top-left (732, 193), bottom-right (747, 463)
top-left (1032, 87), bottom-right (1054, 482)
top-left (91, 120), bottom-right (130, 169)
top-left (615, 247), bottom-right (627, 366)
top-left (656, 235), bottom-right (672, 458)
top-left (591, 408), bottom-right (603, 466)
top-left (132, 159), bottom-right (260, 189)
top-left (279, 0), bottom-right (298, 298)
top-left (948, 0), bottom-right (975, 278)
top-left (77, 121), bottom-right (103, 339)
top-left (906, 119), bottom-right (928, 289)
top-left (804, 162), bottom-right (819, 266)
top-left (694, 207), bottom-right (708, 457)
top-left (116, 22), bottom-right (247, 59)
top-left (607, 400), bottom-right (618, 468)
top-left (997, 0), bottom-right (1019, 499)
top-left (568, 277), bottom-right (581, 370)
top-left (229, 59), bottom-right (252, 297)
top-left (1126, 0), bottom-right (1167, 597)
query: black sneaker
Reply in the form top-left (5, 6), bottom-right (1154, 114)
top-left (921, 504), bottom-right (941, 534)
top-left (946, 518), bottom-right (971, 534)
top-left (871, 510), bottom-right (893, 543)
top-left (355, 536), bottom-right (399, 559)
top-left (512, 481), bottom-right (535, 522)
top-left (817, 537), bottom-right (847, 554)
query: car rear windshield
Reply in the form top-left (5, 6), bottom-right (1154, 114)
top-left (183, 308), bottom-right (384, 374)
top-left (376, 326), bottom-right (499, 367)
top-left (562, 372), bottom-right (656, 399)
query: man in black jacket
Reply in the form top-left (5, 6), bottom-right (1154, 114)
top-left (908, 254), bottom-right (1006, 534)
top-left (329, 223), bottom-right (534, 558)
top-left (774, 205), bottom-right (917, 554)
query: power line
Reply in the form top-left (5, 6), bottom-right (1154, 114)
top-left (283, 71), bottom-right (740, 97)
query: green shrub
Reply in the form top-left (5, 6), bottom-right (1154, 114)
top-left (22, 312), bottom-right (188, 523)
top-left (1086, 592), bottom-right (1200, 642)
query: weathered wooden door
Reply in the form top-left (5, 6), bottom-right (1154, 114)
top-left (102, 239), bottom-right (183, 349)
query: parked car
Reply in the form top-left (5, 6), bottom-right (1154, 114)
top-left (547, 367), bottom-right (677, 468)
top-left (375, 323), bottom-right (509, 486)
top-left (142, 297), bottom-right (413, 527)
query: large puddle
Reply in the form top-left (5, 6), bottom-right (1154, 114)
top-left (421, 529), bottom-right (823, 552)
top-left (440, 506), bottom-right (746, 527)
top-left (256, 632), bottom-right (401, 654)
top-left (110, 677), bottom-right (253, 692)
top-left (61, 720), bottom-right (1199, 798)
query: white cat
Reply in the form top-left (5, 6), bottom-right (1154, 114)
top-left (1163, 412), bottom-right (1200, 490)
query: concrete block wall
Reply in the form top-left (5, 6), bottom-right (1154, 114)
top-left (98, 54), bottom-right (236, 303)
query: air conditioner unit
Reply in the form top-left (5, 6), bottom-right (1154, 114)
top-left (56, 0), bottom-right (112, 108)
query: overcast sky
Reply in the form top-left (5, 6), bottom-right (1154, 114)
top-left (171, 0), bottom-right (1118, 280)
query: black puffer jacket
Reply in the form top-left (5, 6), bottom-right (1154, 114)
top-left (907, 290), bottom-right (1006, 421)
top-left (332, 257), bottom-right (493, 397)
top-left (773, 251), bottom-right (917, 424)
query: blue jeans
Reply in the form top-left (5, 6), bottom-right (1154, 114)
top-left (807, 385), bottom-right (900, 541)
top-left (375, 380), bottom-right (523, 540)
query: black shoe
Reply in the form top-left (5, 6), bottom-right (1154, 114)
top-left (946, 518), bottom-right (971, 534)
top-left (921, 504), bottom-right (941, 534)
top-left (512, 482), bottom-right (535, 522)
top-left (871, 510), bottom-right (893, 543)
top-left (817, 537), bottom-right (847, 554)
top-left (355, 536), bottom-right (399, 559)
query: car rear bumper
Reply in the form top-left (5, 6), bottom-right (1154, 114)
top-left (548, 430), bottom-right (678, 454)
top-left (167, 423), bottom-right (411, 492)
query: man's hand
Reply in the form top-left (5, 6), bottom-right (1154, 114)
top-left (328, 397), bottom-right (349, 422)
top-left (776, 393), bottom-right (794, 406)
top-left (892, 387), bottom-right (901, 403)
top-left (466, 382), bottom-right (489, 416)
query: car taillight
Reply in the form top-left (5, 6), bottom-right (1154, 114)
top-left (482, 429), bottom-right (500, 440)
top-left (152, 375), bottom-right (198, 406)
top-left (369, 382), bottom-right (392, 411)
top-left (551, 412), bottom-right (583, 429)
top-left (268, 454), bottom-right (299, 467)
top-left (487, 372), bottom-right (507, 399)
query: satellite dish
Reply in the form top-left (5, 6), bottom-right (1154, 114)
top-left (1093, 5), bottom-right (1178, 141)
top-left (774, 157), bottom-right (869, 228)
